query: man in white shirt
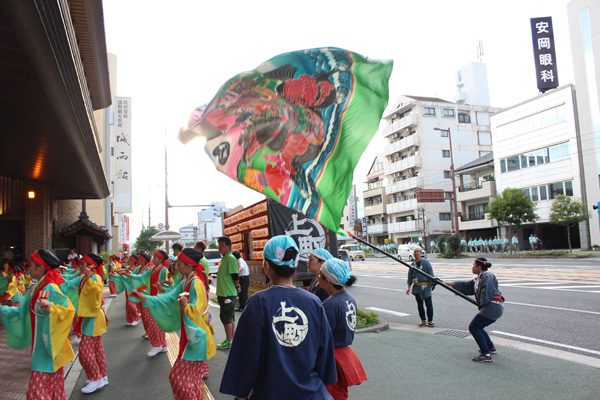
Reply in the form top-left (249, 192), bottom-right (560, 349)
top-left (232, 251), bottom-right (250, 312)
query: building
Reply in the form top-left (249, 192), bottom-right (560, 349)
top-left (568, 0), bottom-right (600, 247)
top-left (0, 1), bottom-right (111, 262)
top-left (179, 224), bottom-right (198, 246)
top-left (378, 95), bottom-right (499, 246)
top-left (456, 62), bottom-right (491, 107)
top-left (363, 155), bottom-right (389, 244)
top-left (455, 152), bottom-right (498, 239)
top-left (340, 184), bottom-right (358, 233)
top-left (491, 84), bottom-right (590, 249)
top-left (197, 202), bottom-right (229, 242)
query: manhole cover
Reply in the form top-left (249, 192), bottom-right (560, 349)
top-left (436, 329), bottom-right (471, 338)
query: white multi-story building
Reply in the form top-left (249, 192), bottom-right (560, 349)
top-left (197, 202), bottom-right (229, 242)
top-left (568, 0), bottom-right (600, 248)
top-left (364, 155), bottom-right (389, 244)
top-left (491, 84), bottom-right (591, 249)
top-left (380, 95), bottom-right (499, 245)
top-left (179, 224), bottom-right (198, 246)
top-left (456, 62), bottom-right (491, 107)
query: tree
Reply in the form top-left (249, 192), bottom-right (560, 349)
top-left (488, 188), bottom-right (538, 252)
top-left (134, 226), bottom-right (162, 253)
top-left (550, 195), bottom-right (590, 253)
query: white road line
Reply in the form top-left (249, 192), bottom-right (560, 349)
top-left (491, 331), bottom-right (600, 356)
top-left (355, 284), bottom-right (403, 292)
top-left (501, 282), bottom-right (565, 286)
top-left (541, 285), bottom-right (600, 289)
top-left (505, 301), bottom-right (600, 315)
top-left (365, 307), bottom-right (410, 317)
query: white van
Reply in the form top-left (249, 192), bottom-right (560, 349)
top-left (339, 244), bottom-right (365, 261)
top-left (397, 244), bottom-right (427, 261)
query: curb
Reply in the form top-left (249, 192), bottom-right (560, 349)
top-left (356, 320), bottom-right (389, 334)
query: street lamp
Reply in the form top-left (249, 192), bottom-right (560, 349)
top-left (433, 127), bottom-right (460, 238)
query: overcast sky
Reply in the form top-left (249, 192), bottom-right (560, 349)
top-left (103, 0), bottom-right (574, 242)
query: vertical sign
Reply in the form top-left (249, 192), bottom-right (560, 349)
top-left (347, 185), bottom-right (356, 228)
top-left (113, 97), bottom-right (132, 212)
top-left (530, 17), bottom-right (559, 93)
top-left (362, 216), bottom-right (368, 238)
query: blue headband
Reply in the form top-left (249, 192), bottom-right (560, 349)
top-left (312, 248), bottom-right (333, 262)
top-left (320, 258), bottom-right (351, 286)
top-left (263, 235), bottom-right (298, 268)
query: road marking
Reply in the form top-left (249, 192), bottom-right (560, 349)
top-left (355, 284), bottom-right (403, 292)
top-left (365, 307), bottom-right (410, 317)
top-left (505, 301), bottom-right (600, 315)
top-left (501, 281), bottom-right (564, 286)
top-left (491, 331), bottom-right (600, 357)
top-left (540, 285), bottom-right (600, 289)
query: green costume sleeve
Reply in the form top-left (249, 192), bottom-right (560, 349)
top-left (109, 273), bottom-right (126, 294)
top-left (145, 279), bottom-right (185, 332)
top-left (59, 275), bottom-right (82, 311)
top-left (0, 292), bottom-right (32, 349)
top-left (0, 276), bottom-right (8, 294)
top-left (122, 269), bottom-right (151, 295)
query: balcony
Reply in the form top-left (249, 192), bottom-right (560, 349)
top-left (383, 113), bottom-right (417, 137)
top-left (385, 155), bottom-right (419, 174)
top-left (459, 213), bottom-right (497, 231)
top-left (457, 180), bottom-right (496, 202)
top-left (385, 134), bottom-right (417, 156)
top-left (388, 220), bottom-right (422, 233)
top-left (364, 203), bottom-right (385, 216)
top-left (386, 177), bottom-right (421, 195)
top-left (367, 223), bottom-right (387, 234)
top-left (386, 198), bottom-right (417, 214)
top-left (363, 186), bottom-right (384, 199)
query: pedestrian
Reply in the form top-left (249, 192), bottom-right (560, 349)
top-left (511, 233), bottom-right (519, 252)
top-left (132, 247), bottom-right (215, 399)
top-left (405, 246), bottom-right (435, 327)
top-left (307, 248), bottom-right (333, 302)
top-left (77, 253), bottom-right (110, 393)
top-left (232, 250), bottom-right (250, 312)
top-left (219, 235), bottom-right (337, 399)
top-left (429, 239), bottom-right (437, 253)
top-left (216, 236), bottom-right (240, 350)
top-left (528, 234), bottom-right (536, 251)
top-left (443, 257), bottom-right (505, 363)
top-left (319, 258), bottom-right (367, 399)
top-left (0, 250), bottom-right (75, 400)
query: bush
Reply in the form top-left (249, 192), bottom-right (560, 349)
top-left (443, 235), bottom-right (461, 258)
top-left (356, 309), bottom-right (379, 329)
top-left (98, 251), bottom-right (111, 263)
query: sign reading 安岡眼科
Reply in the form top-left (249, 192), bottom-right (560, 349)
top-left (530, 17), bottom-right (559, 93)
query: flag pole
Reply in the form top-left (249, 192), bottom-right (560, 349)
top-left (347, 232), bottom-right (478, 307)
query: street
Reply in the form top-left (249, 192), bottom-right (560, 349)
top-left (348, 256), bottom-right (600, 357)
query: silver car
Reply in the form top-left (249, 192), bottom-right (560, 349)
top-left (203, 249), bottom-right (222, 275)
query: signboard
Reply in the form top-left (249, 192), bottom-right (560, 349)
top-left (113, 97), bottom-right (132, 213)
top-left (118, 214), bottom-right (130, 246)
top-left (416, 189), bottom-right (446, 203)
top-left (362, 216), bottom-right (368, 238)
top-left (268, 201), bottom-right (338, 282)
top-left (347, 185), bottom-right (356, 228)
top-left (530, 17), bottom-right (559, 93)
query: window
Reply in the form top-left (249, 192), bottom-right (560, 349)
top-left (443, 108), bottom-right (455, 117)
top-left (443, 170), bottom-right (451, 179)
top-left (528, 155), bottom-right (536, 167)
top-left (549, 182), bottom-right (564, 199)
top-left (458, 112), bottom-right (471, 123)
top-left (506, 155), bottom-right (520, 171)
top-left (442, 150), bottom-right (450, 158)
top-left (531, 187), bottom-right (539, 201)
top-left (424, 107), bottom-right (436, 116)
top-left (439, 129), bottom-right (449, 137)
top-left (548, 142), bottom-right (569, 162)
top-left (500, 159), bottom-right (506, 173)
top-left (564, 181), bottom-right (573, 196)
top-left (540, 185), bottom-right (548, 200)
top-left (523, 188), bottom-right (530, 198)
top-left (439, 213), bottom-right (451, 221)
top-left (520, 155), bottom-right (528, 169)
top-left (476, 112), bottom-right (490, 126)
top-left (467, 204), bottom-right (486, 220)
top-left (477, 131), bottom-right (492, 145)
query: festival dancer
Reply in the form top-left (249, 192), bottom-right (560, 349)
top-left (0, 250), bottom-right (75, 400)
top-left (319, 258), bottom-right (367, 400)
top-left (123, 250), bottom-right (171, 357)
top-left (307, 248), bottom-right (333, 301)
top-left (220, 235), bottom-right (337, 399)
top-left (444, 257), bottom-right (505, 363)
top-left (132, 247), bottom-right (215, 399)
top-left (77, 253), bottom-right (110, 394)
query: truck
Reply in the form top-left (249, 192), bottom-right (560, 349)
top-left (222, 199), bottom-right (338, 287)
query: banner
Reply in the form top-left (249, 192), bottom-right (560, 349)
top-left (530, 17), bottom-right (559, 93)
top-left (113, 97), bottom-right (132, 213)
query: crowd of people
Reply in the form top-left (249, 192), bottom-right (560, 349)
top-left (0, 234), bottom-right (369, 400)
top-left (428, 232), bottom-right (543, 254)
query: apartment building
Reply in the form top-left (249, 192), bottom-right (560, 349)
top-left (364, 156), bottom-right (388, 244)
top-left (491, 84), bottom-right (590, 249)
top-left (376, 95), bottom-right (499, 245)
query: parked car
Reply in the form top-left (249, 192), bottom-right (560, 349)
top-left (337, 249), bottom-right (353, 271)
top-left (339, 244), bottom-right (365, 261)
top-left (397, 244), bottom-right (427, 261)
top-left (203, 249), bottom-right (222, 275)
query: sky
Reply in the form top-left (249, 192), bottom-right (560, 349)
top-left (102, 0), bottom-right (575, 242)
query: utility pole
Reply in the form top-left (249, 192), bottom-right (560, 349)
top-left (434, 127), bottom-right (460, 238)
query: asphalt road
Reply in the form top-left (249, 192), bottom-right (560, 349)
top-left (348, 256), bottom-right (600, 357)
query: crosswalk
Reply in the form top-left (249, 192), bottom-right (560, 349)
top-left (351, 270), bottom-right (600, 294)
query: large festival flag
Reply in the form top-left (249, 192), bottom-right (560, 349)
top-left (180, 47), bottom-right (392, 233)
